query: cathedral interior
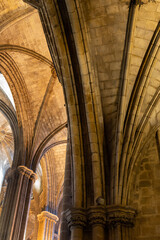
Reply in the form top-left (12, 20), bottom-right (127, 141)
top-left (0, 0), bottom-right (160, 239)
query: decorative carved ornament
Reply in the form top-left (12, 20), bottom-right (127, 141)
top-left (65, 208), bottom-right (87, 229)
top-left (37, 211), bottom-right (59, 223)
top-left (106, 205), bottom-right (136, 227)
top-left (87, 206), bottom-right (106, 226)
top-left (65, 205), bottom-right (136, 229)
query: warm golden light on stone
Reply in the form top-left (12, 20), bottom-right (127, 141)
top-left (0, 0), bottom-right (160, 239)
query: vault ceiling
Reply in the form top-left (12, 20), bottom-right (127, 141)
top-left (1, 0), bottom-right (160, 215)
top-left (77, 0), bottom-right (160, 165)
top-left (0, 1), bottom-right (67, 164)
top-left (0, 2), bottom-right (67, 225)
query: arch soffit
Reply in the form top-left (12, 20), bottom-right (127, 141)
top-left (0, 45), bottom-right (53, 68)
top-left (0, 7), bottom-right (35, 34)
top-left (41, 140), bottom-right (67, 158)
top-left (32, 122), bottom-right (67, 171)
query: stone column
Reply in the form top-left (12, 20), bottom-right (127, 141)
top-left (88, 206), bottom-right (106, 240)
top-left (37, 211), bottom-right (59, 240)
top-left (65, 208), bottom-right (87, 240)
top-left (0, 166), bottom-right (37, 240)
top-left (106, 205), bottom-right (136, 240)
top-left (60, 134), bottom-right (72, 240)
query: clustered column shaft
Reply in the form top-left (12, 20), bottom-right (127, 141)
top-left (0, 165), bottom-right (37, 240)
top-left (65, 205), bottom-right (136, 240)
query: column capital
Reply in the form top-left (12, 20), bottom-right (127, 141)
top-left (87, 206), bottom-right (106, 227)
top-left (65, 208), bottom-right (87, 229)
top-left (106, 205), bottom-right (136, 227)
top-left (18, 166), bottom-right (37, 182)
top-left (37, 211), bottom-right (59, 223)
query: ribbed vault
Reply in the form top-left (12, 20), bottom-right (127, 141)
top-left (1, 0), bottom-right (160, 239)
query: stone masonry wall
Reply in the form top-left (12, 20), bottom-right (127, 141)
top-left (129, 138), bottom-right (160, 240)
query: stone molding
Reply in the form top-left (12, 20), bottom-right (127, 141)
top-left (37, 211), bottom-right (59, 223)
top-left (88, 206), bottom-right (106, 227)
top-left (106, 205), bottom-right (136, 227)
top-left (18, 166), bottom-right (37, 182)
top-left (65, 208), bottom-right (87, 229)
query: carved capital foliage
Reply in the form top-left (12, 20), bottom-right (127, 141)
top-left (65, 205), bottom-right (136, 229)
top-left (18, 166), bottom-right (37, 182)
top-left (88, 206), bottom-right (106, 226)
top-left (106, 205), bottom-right (136, 227)
top-left (65, 208), bottom-right (87, 229)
